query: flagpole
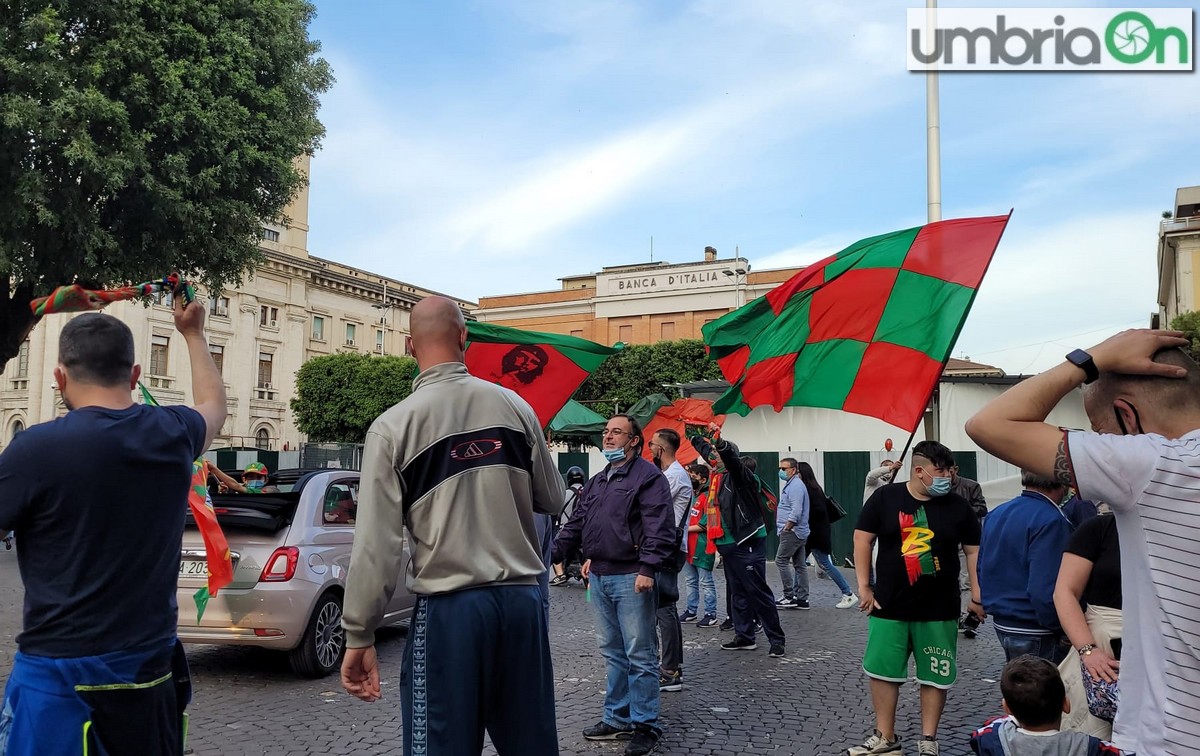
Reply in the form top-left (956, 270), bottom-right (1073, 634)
top-left (926, 0), bottom-right (941, 224)
top-left (885, 0), bottom-right (943, 482)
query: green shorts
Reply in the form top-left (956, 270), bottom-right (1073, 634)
top-left (862, 617), bottom-right (958, 689)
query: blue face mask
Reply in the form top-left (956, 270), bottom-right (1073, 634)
top-left (778, 469), bottom-right (789, 482)
top-left (602, 448), bottom-right (627, 463)
top-left (245, 479), bottom-right (265, 491)
top-left (927, 476), bottom-right (952, 497)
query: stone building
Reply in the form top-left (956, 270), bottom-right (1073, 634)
top-left (0, 157), bottom-right (475, 451)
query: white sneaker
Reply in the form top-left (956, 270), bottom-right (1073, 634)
top-left (917, 738), bottom-right (938, 755)
top-left (847, 730), bottom-right (902, 755)
top-left (837, 593), bottom-right (859, 609)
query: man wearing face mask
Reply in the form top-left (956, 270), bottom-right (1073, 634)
top-left (211, 462), bottom-right (278, 494)
top-left (847, 440), bottom-right (983, 756)
top-left (649, 428), bottom-right (691, 694)
top-left (552, 414), bottom-right (676, 756)
top-left (965, 330), bottom-right (1200, 756)
top-left (977, 470), bottom-right (1073, 663)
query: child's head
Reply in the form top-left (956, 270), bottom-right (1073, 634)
top-left (1000, 655), bottom-right (1068, 730)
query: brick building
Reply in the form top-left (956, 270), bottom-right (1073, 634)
top-left (475, 246), bottom-right (802, 345)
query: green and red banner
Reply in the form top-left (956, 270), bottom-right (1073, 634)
top-left (140, 383), bottom-right (234, 622)
top-left (465, 322), bottom-right (623, 429)
top-left (703, 214), bottom-right (1010, 431)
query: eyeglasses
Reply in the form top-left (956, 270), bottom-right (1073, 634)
top-left (601, 429), bottom-right (630, 438)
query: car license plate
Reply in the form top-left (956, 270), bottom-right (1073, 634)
top-left (179, 559), bottom-right (209, 577)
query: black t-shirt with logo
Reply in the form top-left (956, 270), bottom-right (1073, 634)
top-left (856, 482), bottom-right (981, 622)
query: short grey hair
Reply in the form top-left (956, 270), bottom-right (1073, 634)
top-left (1021, 469), bottom-right (1063, 491)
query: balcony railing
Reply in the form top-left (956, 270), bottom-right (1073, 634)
top-left (1162, 216), bottom-right (1200, 234)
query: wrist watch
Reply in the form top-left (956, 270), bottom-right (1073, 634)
top-left (1078, 643), bottom-right (1096, 656)
top-left (1066, 349), bottom-right (1099, 384)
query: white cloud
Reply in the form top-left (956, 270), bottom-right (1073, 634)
top-left (954, 209), bottom-right (1161, 373)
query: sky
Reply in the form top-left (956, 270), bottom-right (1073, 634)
top-left (303, 1), bottom-right (1200, 375)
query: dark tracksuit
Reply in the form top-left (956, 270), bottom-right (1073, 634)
top-left (690, 436), bottom-right (785, 647)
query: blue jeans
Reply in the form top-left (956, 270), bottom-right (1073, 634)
top-left (810, 549), bottom-right (854, 596)
top-left (682, 562), bottom-right (717, 617)
top-left (994, 627), bottom-right (1070, 665)
top-left (589, 573), bottom-right (660, 732)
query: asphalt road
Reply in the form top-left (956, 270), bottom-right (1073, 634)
top-left (0, 547), bottom-right (1007, 755)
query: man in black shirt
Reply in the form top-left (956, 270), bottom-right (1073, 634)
top-left (846, 441), bottom-right (983, 756)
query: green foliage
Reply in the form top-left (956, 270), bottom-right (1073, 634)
top-left (577, 339), bottom-right (724, 408)
top-left (0, 0), bottom-right (332, 360)
top-left (1169, 310), bottom-right (1200, 361)
top-left (291, 353), bottom-right (418, 442)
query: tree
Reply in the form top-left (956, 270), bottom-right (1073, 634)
top-left (0, 1), bottom-right (333, 364)
top-left (291, 353), bottom-right (418, 442)
top-left (576, 339), bottom-right (725, 409)
top-left (1170, 310), bottom-right (1200, 362)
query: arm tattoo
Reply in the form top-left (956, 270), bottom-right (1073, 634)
top-left (1053, 435), bottom-right (1074, 488)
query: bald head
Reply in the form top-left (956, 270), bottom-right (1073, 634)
top-left (1084, 347), bottom-right (1200, 436)
top-left (409, 296), bottom-right (467, 370)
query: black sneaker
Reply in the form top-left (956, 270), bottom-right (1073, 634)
top-left (719, 617), bottom-right (734, 631)
top-left (550, 574), bottom-right (569, 587)
top-left (776, 597), bottom-right (799, 609)
top-left (753, 620), bottom-right (763, 634)
top-left (678, 610), bottom-right (698, 623)
top-left (696, 614), bottom-right (718, 628)
top-left (625, 726), bottom-right (659, 756)
top-left (721, 637), bottom-right (758, 651)
top-left (769, 643), bottom-right (785, 658)
top-left (583, 722), bottom-right (634, 740)
top-left (659, 669), bottom-right (682, 692)
top-left (795, 600), bottom-right (810, 610)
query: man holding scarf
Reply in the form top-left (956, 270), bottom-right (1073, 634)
top-left (689, 424), bottom-right (786, 658)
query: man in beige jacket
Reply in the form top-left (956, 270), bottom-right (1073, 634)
top-left (340, 297), bottom-right (565, 756)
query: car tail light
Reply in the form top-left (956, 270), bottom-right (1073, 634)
top-left (259, 547), bottom-right (299, 582)
top-left (254, 628), bottom-right (285, 637)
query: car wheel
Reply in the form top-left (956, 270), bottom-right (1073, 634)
top-left (288, 591), bottom-right (345, 678)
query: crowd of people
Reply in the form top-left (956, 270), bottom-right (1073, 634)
top-left (0, 284), bottom-right (1194, 756)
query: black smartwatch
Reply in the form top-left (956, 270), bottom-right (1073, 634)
top-left (1066, 349), bottom-right (1099, 384)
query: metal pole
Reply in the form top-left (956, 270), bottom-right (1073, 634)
top-left (926, 0), bottom-right (942, 223)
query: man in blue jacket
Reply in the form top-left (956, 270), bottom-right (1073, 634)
top-left (978, 470), bottom-right (1074, 663)
top-left (552, 414), bottom-right (676, 756)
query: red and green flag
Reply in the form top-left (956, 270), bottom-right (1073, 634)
top-left (703, 214), bottom-right (1010, 431)
top-left (140, 383), bottom-right (234, 622)
top-left (465, 322), bottom-right (623, 429)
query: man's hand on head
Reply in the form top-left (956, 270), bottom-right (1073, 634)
top-left (1088, 329), bottom-right (1190, 377)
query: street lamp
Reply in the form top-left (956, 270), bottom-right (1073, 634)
top-left (722, 266), bottom-right (748, 309)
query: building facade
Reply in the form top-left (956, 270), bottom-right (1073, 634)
top-left (475, 246), bottom-right (802, 344)
top-left (1157, 185), bottom-right (1200, 328)
top-left (0, 157), bottom-right (475, 451)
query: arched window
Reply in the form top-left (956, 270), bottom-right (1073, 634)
top-left (10, 420), bottom-right (24, 439)
top-left (255, 428), bottom-right (270, 449)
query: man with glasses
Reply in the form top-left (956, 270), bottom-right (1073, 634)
top-left (553, 414), bottom-right (676, 756)
top-left (847, 440), bottom-right (984, 756)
